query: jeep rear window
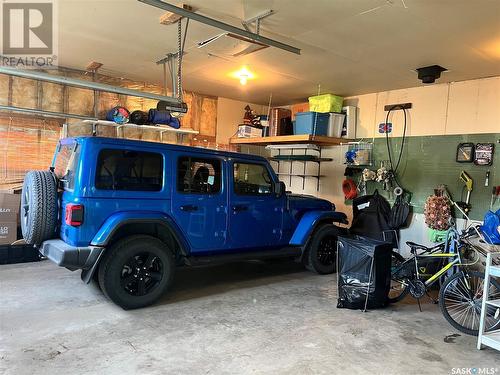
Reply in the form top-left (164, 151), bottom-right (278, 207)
top-left (95, 149), bottom-right (163, 191)
top-left (53, 141), bottom-right (80, 190)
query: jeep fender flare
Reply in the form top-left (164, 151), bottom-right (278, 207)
top-left (289, 210), bottom-right (348, 247)
top-left (90, 211), bottom-right (190, 255)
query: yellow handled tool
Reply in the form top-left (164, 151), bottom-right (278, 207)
top-left (459, 171), bottom-right (473, 206)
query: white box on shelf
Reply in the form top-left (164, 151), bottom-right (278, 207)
top-left (237, 125), bottom-right (263, 138)
top-left (342, 106), bottom-right (357, 139)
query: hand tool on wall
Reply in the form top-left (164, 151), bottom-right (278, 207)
top-left (458, 171), bottom-right (473, 214)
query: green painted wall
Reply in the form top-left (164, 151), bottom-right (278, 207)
top-left (366, 133), bottom-right (499, 220)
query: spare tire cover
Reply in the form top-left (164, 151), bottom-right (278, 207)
top-left (21, 170), bottom-right (58, 245)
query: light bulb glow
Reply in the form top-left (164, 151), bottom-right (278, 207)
top-left (231, 66), bottom-right (255, 85)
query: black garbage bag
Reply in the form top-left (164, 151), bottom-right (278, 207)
top-left (350, 190), bottom-right (392, 241)
top-left (337, 235), bottom-right (393, 310)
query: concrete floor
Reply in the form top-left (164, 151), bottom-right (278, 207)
top-left (0, 259), bottom-right (498, 375)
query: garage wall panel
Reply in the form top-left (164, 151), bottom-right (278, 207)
top-left (41, 82), bottom-right (64, 113)
top-left (200, 97), bottom-right (217, 137)
top-left (446, 77), bottom-right (500, 135)
top-left (216, 97), bottom-right (266, 145)
top-left (375, 84), bottom-right (449, 137)
top-left (0, 115), bottom-right (61, 185)
top-left (346, 76), bottom-right (499, 138)
top-left (344, 93), bottom-right (377, 138)
top-left (0, 74), bottom-right (9, 106)
top-left (11, 77), bottom-right (36, 109)
top-left (67, 87), bottom-right (94, 117)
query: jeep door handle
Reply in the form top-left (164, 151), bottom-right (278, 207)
top-left (180, 205), bottom-right (198, 212)
top-left (232, 205), bottom-right (248, 212)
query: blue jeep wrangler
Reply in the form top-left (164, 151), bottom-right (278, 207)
top-left (21, 136), bottom-right (347, 309)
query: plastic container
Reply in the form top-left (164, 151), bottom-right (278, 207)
top-left (328, 113), bottom-right (346, 137)
top-left (308, 94), bottom-right (343, 113)
top-left (294, 112), bottom-right (330, 136)
top-left (428, 228), bottom-right (448, 243)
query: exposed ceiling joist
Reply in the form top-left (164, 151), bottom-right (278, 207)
top-left (137, 0), bottom-right (301, 55)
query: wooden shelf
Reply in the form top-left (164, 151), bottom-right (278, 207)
top-left (229, 135), bottom-right (349, 146)
top-left (269, 156), bottom-right (333, 163)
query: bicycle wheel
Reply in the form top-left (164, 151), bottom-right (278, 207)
top-left (439, 271), bottom-right (500, 336)
top-left (388, 251), bottom-right (410, 303)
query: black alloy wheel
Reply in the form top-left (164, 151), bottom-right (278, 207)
top-left (306, 224), bottom-right (345, 274)
top-left (98, 235), bottom-right (175, 309)
top-left (317, 236), bottom-right (337, 267)
top-left (121, 252), bottom-right (164, 296)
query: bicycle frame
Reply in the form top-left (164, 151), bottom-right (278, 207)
top-left (421, 228), bottom-right (464, 288)
top-left (393, 226), bottom-right (468, 289)
top-left (420, 253), bottom-right (460, 287)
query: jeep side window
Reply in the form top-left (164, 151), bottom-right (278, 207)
top-left (177, 157), bottom-right (221, 194)
top-left (233, 162), bottom-right (272, 195)
top-left (95, 149), bottom-right (163, 191)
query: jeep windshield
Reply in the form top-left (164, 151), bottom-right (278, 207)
top-left (52, 139), bottom-right (80, 190)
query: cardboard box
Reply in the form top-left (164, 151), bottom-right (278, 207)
top-left (237, 124), bottom-right (263, 138)
top-left (0, 192), bottom-right (21, 222)
top-left (291, 102), bottom-right (309, 120)
top-left (0, 222), bottom-right (17, 245)
top-left (269, 108), bottom-right (291, 137)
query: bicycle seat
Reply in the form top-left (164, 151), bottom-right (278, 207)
top-left (406, 241), bottom-right (432, 254)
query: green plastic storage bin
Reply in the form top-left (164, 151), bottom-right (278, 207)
top-left (428, 228), bottom-right (448, 243)
top-left (308, 94), bottom-right (343, 113)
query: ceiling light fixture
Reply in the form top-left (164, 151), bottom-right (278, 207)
top-left (232, 66), bottom-right (255, 86)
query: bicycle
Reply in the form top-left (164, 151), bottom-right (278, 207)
top-left (388, 205), bottom-right (500, 336)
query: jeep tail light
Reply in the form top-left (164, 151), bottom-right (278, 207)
top-left (65, 204), bottom-right (84, 226)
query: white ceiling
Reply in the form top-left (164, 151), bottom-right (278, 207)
top-left (59, 0), bottom-right (500, 105)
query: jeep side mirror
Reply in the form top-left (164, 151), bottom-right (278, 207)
top-left (274, 181), bottom-right (286, 197)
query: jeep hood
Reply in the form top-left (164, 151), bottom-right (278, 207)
top-left (287, 193), bottom-right (335, 218)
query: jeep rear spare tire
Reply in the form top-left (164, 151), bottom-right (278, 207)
top-left (21, 170), bottom-right (58, 245)
top-left (306, 224), bottom-right (345, 274)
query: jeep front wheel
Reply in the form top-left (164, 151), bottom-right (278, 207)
top-left (98, 235), bottom-right (175, 309)
top-left (306, 224), bottom-right (345, 275)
